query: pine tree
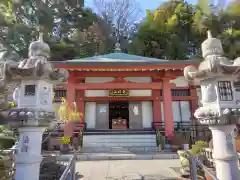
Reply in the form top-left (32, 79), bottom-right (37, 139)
top-left (0, 0), bottom-right (101, 61)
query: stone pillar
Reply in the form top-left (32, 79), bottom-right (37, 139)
top-left (210, 125), bottom-right (239, 180)
top-left (152, 89), bottom-right (161, 129)
top-left (162, 79), bottom-right (174, 138)
top-left (15, 127), bottom-right (43, 180)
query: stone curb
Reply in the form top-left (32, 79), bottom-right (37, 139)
top-left (57, 153), bottom-right (179, 161)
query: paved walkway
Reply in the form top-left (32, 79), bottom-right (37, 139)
top-left (75, 159), bottom-right (181, 180)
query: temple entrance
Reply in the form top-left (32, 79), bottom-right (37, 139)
top-left (109, 101), bottom-right (129, 129)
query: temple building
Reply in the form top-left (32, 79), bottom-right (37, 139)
top-left (47, 47), bottom-right (200, 150)
top-left (54, 51), bottom-right (198, 129)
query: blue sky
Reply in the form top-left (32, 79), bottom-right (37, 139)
top-left (85, 0), bottom-right (198, 17)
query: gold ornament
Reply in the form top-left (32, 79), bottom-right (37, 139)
top-left (60, 136), bottom-right (71, 144)
top-left (57, 97), bottom-right (83, 123)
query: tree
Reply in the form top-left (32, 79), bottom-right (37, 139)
top-left (0, 0), bottom-right (102, 61)
top-left (132, 0), bottom-right (195, 60)
top-left (93, 0), bottom-right (142, 53)
top-left (132, 0), bottom-right (239, 60)
top-left (192, 0), bottom-right (240, 59)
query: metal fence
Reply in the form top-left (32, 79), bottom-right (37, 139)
top-left (157, 121), bottom-right (212, 143)
top-left (185, 151), bottom-right (219, 180)
top-left (39, 153), bottom-right (77, 180)
top-left (59, 154), bottom-right (77, 180)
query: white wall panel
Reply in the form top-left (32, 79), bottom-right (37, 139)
top-left (85, 102), bottom-right (96, 128)
top-left (85, 77), bottom-right (114, 83)
top-left (125, 77), bottom-right (152, 83)
top-left (141, 101), bottom-right (153, 128)
top-left (170, 76), bottom-right (189, 87)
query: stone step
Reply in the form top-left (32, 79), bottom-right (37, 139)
top-left (84, 129), bottom-right (156, 135)
top-left (83, 134), bottom-right (157, 147)
top-left (49, 152), bottom-right (179, 161)
top-left (80, 146), bottom-right (158, 153)
top-left (84, 143), bottom-right (156, 147)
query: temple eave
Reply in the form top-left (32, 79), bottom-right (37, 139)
top-left (56, 68), bottom-right (184, 72)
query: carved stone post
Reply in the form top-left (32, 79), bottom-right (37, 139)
top-left (1, 33), bottom-right (68, 180)
top-left (184, 31), bottom-right (240, 180)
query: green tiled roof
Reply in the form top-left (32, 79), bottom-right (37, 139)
top-left (67, 53), bottom-right (166, 62)
top-left (52, 52), bottom-right (199, 67)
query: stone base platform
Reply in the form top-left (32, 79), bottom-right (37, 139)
top-left (44, 152), bottom-right (179, 161)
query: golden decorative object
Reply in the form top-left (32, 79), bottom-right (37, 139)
top-left (8, 102), bottom-right (17, 108)
top-left (56, 97), bottom-right (83, 123)
top-left (60, 136), bottom-right (71, 144)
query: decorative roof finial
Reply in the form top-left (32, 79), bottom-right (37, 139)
top-left (201, 30), bottom-right (223, 58)
top-left (207, 30), bottom-right (212, 39)
top-left (28, 31), bottom-right (50, 58)
top-left (38, 32), bottom-right (44, 42)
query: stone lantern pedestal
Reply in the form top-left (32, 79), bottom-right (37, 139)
top-left (0, 33), bottom-right (68, 180)
top-left (184, 31), bottom-right (240, 180)
top-left (14, 128), bottom-right (43, 180)
top-left (210, 125), bottom-right (239, 179)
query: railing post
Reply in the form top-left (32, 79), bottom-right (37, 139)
top-left (190, 155), bottom-right (197, 180)
top-left (72, 155), bottom-right (76, 180)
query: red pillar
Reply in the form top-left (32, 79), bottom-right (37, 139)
top-left (162, 79), bottom-right (174, 139)
top-left (190, 86), bottom-right (198, 119)
top-left (152, 89), bottom-right (162, 129)
top-left (64, 72), bottom-right (76, 137)
top-left (77, 90), bottom-right (85, 129)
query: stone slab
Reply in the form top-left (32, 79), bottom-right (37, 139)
top-left (55, 152), bottom-right (179, 161)
top-left (75, 159), bottom-right (181, 180)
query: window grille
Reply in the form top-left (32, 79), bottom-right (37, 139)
top-left (160, 89), bottom-right (190, 96)
top-left (54, 89), bottom-right (66, 98)
top-left (160, 90), bottom-right (162, 96)
top-left (218, 81), bottom-right (233, 101)
top-left (24, 85), bottom-right (35, 96)
top-left (172, 89), bottom-right (190, 96)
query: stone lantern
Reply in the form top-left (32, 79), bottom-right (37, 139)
top-left (184, 31), bottom-right (240, 180)
top-left (0, 33), bottom-right (68, 180)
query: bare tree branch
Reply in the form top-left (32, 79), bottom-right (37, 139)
top-left (93, 0), bottom-right (142, 43)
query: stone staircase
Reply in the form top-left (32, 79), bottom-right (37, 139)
top-left (82, 129), bottom-right (157, 153)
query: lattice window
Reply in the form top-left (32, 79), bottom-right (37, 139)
top-left (24, 85), bottom-right (35, 96)
top-left (160, 89), bottom-right (190, 96)
top-left (172, 89), bottom-right (190, 96)
top-left (54, 89), bottom-right (66, 98)
top-left (218, 81), bottom-right (233, 101)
